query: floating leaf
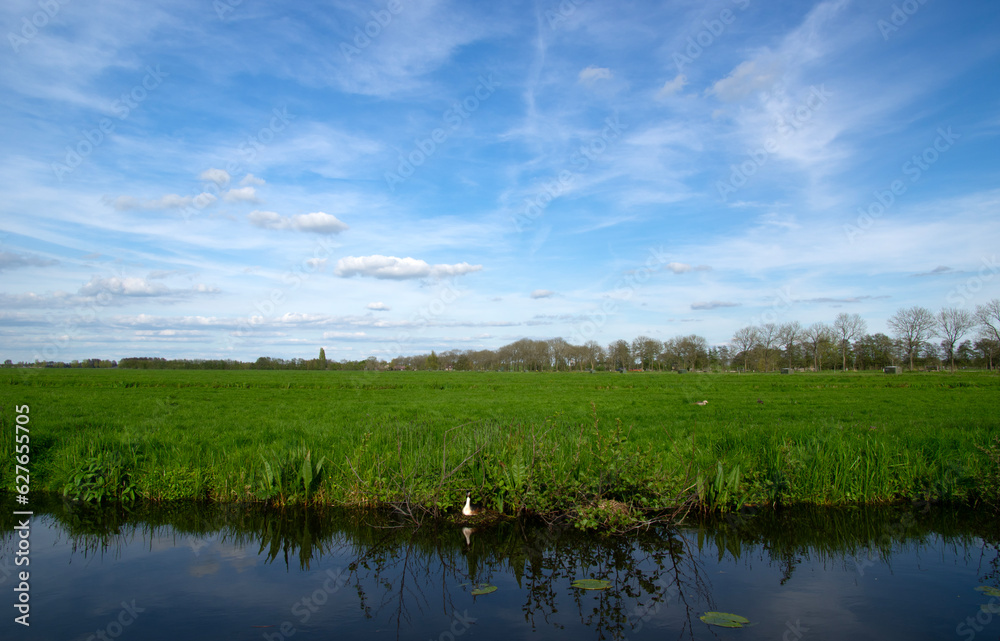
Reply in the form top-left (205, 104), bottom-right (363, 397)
top-left (471, 584), bottom-right (497, 596)
top-left (700, 611), bottom-right (750, 628)
top-left (975, 585), bottom-right (1000, 598)
top-left (571, 579), bottom-right (612, 590)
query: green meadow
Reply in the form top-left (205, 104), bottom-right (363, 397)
top-left (2, 368), bottom-right (998, 525)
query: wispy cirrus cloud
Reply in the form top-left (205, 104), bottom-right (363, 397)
top-left (691, 301), bottom-right (741, 310)
top-left (110, 193), bottom-right (217, 211)
top-left (0, 251), bottom-right (58, 272)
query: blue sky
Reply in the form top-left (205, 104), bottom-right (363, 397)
top-left (1, 0), bottom-right (998, 362)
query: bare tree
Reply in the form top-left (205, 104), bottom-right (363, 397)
top-left (833, 313), bottom-right (867, 371)
top-left (731, 326), bottom-right (759, 372)
top-left (757, 323), bottom-right (779, 372)
top-left (936, 308), bottom-right (976, 372)
top-left (887, 306), bottom-right (936, 371)
top-left (778, 321), bottom-right (802, 369)
top-left (802, 322), bottom-right (832, 371)
top-left (976, 299), bottom-right (1000, 344)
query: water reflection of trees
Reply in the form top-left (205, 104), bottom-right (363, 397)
top-left (689, 504), bottom-right (1000, 586)
top-left (6, 496), bottom-right (1000, 639)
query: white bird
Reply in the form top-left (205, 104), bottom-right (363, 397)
top-left (462, 491), bottom-right (482, 516)
top-left (695, 400), bottom-right (708, 406)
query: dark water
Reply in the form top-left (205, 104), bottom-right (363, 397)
top-left (1, 498), bottom-right (999, 641)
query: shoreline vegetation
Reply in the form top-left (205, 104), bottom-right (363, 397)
top-left (2, 369), bottom-right (999, 530)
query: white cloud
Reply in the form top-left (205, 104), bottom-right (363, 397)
top-left (335, 255), bottom-right (482, 280)
top-left (248, 211), bottom-right (349, 234)
top-left (578, 66), bottom-right (613, 83)
top-left (709, 57), bottom-right (783, 102)
top-left (247, 210), bottom-right (284, 229)
top-left (73, 276), bottom-right (220, 300)
top-left (665, 262), bottom-right (692, 274)
top-left (530, 289), bottom-right (555, 299)
top-left (293, 212), bottom-right (349, 234)
top-left (322, 331), bottom-right (368, 340)
top-left (112, 193), bottom-right (216, 211)
top-left (79, 276), bottom-right (168, 297)
top-left (367, 302), bottom-right (390, 311)
top-left (240, 173), bottom-right (266, 186)
top-left (657, 74), bottom-right (687, 98)
top-left (429, 262), bottom-right (482, 278)
top-left (305, 258), bottom-right (327, 270)
top-left (199, 168), bottom-right (231, 187)
top-left (223, 186), bottom-right (260, 203)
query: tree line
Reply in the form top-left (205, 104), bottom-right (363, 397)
top-left (391, 301), bottom-right (1000, 373)
top-left (9, 301), bottom-right (999, 373)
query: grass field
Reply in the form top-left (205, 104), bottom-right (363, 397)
top-left (2, 368), bottom-right (998, 525)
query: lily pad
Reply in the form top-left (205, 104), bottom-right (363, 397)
top-left (975, 585), bottom-right (1000, 598)
top-left (471, 584), bottom-right (497, 596)
top-left (571, 579), bottom-right (612, 590)
top-left (700, 611), bottom-right (751, 628)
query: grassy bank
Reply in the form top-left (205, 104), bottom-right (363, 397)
top-left (2, 368), bottom-right (998, 525)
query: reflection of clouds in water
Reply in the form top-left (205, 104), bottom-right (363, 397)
top-left (184, 534), bottom-right (259, 576)
top-left (189, 559), bottom-right (221, 578)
